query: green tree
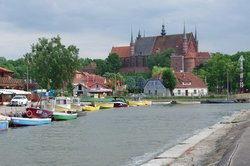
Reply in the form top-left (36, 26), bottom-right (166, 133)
top-left (79, 58), bottom-right (93, 70)
top-left (193, 52), bottom-right (240, 93)
top-left (26, 36), bottom-right (80, 90)
top-left (106, 53), bottom-right (122, 73)
top-left (94, 59), bottom-right (108, 75)
top-left (151, 66), bottom-right (167, 77)
top-left (162, 68), bottom-right (177, 94)
top-left (95, 53), bottom-right (122, 75)
top-left (147, 49), bottom-right (174, 70)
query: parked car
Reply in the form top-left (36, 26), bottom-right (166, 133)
top-left (10, 95), bottom-right (28, 106)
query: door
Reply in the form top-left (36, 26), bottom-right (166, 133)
top-left (185, 90), bottom-right (188, 96)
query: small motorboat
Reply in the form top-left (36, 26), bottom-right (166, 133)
top-left (52, 112), bottom-right (77, 121)
top-left (11, 117), bottom-right (52, 127)
top-left (0, 121), bottom-right (8, 130)
top-left (93, 102), bottom-right (114, 109)
top-left (26, 107), bottom-right (53, 118)
top-left (110, 97), bottom-right (128, 108)
top-left (82, 105), bottom-right (100, 112)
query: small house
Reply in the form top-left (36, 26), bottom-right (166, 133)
top-left (173, 72), bottom-right (208, 96)
top-left (144, 79), bottom-right (171, 96)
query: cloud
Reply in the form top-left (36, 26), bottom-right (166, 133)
top-left (0, 0), bottom-right (249, 59)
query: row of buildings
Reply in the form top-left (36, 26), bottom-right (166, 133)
top-left (1, 24), bottom-right (209, 98)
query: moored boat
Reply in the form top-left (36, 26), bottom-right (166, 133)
top-left (11, 117), bottom-right (51, 127)
top-left (110, 97), bottom-right (129, 108)
top-left (52, 112), bottom-right (77, 121)
top-left (128, 100), bottom-right (146, 107)
top-left (93, 102), bottom-right (114, 109)
top-left (201, 100), bottom-right (238, 104)
top-left (82, 105), bottom-right (100, 112)
top-left (143, 100), bottom-right (152, 105)
top-left (26, 107), bottom-right (53, 118)
top-left (0, 121), bottom-right (8, 130)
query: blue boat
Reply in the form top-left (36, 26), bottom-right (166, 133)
top-left (0, 121), bottom-right (8, 130)
top-left (11, 117), bottom-right (51, 127)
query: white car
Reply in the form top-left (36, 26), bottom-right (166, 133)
top-left (10, 95), bottom-right (28, 106)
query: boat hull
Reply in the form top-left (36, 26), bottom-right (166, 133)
top-left (26, 107), bottom-right (53, 118)
top-left (93, 102), bottom-right (114, 109)
top-left (52, 112), bottom-right (77, 120)
top-left (128, 101), bottom-right (146, 106)
top-left (113, 102), bottom-right (128, 108)
top-left (82, 105), bottom-right (100, 112)
top-left (11, 117), bottom-right (51, 127)
top-left (0, 121), bottom-right (8, 130)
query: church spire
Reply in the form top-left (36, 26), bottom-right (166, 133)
top-left (183, 22), bottom-right (187, 40)
top-left (161, 24), bottom-right (166, 36)
top-left (195, 26), bottom-right (197, 41)
top-left (130, 29), bottom-right (134, 44)
top-left (137, 29), bottom-right (141, 40)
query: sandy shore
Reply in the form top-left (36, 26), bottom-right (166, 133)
top-left (142, 110), bottom-right (250, 166)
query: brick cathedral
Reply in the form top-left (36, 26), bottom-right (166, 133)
top-left (111, 25), bottom-right (210, 73)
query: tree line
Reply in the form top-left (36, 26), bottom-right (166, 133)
top-left (1, 35), bottom-right (249, 95)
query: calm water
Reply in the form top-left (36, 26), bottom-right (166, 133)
top-left (0, 103), bottom-right (250, 166)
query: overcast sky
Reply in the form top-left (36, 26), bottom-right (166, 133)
top-left (0, 0), bottom-right (249, 60)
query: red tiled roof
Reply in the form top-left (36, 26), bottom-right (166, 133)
top-left (175, 72), bottom-right (207, 88)
top-left (111, 46), bottom-right (131, 58)
top-left (0, 67), bottom-right (14, 73)
top-left (152, 33), bottom-right (194, 55)
top-left (197, 52), bottom-right (211, 59)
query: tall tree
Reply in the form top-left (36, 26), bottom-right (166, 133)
top-left (106, 53), bottom-right (122, 73)
top-left (162, 68), bottom-right (177, 94)
top-left (26, 36), bottom-right (80, 90)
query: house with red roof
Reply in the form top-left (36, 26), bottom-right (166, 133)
top-left (0, 66), bottom-right (24, 89)
top-left (173, 72), bottom-right (208, 96)
top-left (72, 71), bottom-right (123, 96)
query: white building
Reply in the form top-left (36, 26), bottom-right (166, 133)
top-left (173, 72), bottom-right (208, 97)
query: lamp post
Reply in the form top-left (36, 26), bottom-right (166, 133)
top-left (26, 55), bottom-right (29, 91)
top-left (239, 55), bottom-right (245, 93)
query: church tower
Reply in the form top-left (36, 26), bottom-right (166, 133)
top-left (130, 30), bottom-right (135, 56)
top-left (182, 23), bottom-right (188, 55)
top-left (194, 26), bottom-right (198, 52)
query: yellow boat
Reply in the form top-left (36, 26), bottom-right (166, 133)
top-left (128, 100), bottom-right (146, 107)
top-left (82, 105), bottom-right (100, 112)
top-left (54, 105), bottom-right (71, 112)
top-left (93, 102), bottom-right (114, 109)
top-left (143, 100), bottom-right (152, 105)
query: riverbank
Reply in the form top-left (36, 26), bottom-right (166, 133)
top-left (142, 109), bottom-right (250, 166)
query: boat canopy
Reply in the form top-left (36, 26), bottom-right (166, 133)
top-left (0, 89), bottom-right (31, 95)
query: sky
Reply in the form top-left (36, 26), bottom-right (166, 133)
top-left (0, 0), bottom-right (249, 60)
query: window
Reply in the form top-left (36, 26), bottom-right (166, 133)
top-left (182, 81), bottom-right (191, 85)
top-left (178, 90), bottom-right (181, 95)
top-left (149, 90), bottom-right (151, 94)
top-left (155, 90), bottom-right (157, 95)
top-left (194, 89), bottom-right (197, 94)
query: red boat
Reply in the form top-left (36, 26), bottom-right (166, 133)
top-left (111, 97), bottom-right (128, 108)
top-left (26, 107), bottom-right (53, 118)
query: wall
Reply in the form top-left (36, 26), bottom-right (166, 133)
top-left (173, 88), bottom-right (208, 97)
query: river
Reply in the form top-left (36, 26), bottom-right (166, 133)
top-left (0, 103), bottom-right (249, 166)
